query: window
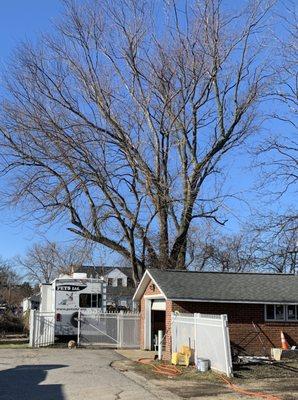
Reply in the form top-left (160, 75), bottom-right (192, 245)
top-left (117, 278), bottom-right (123, 287)
top-left (287, 305), bottom-right (297, 320)
top-left (79, 293), bottom-right (102, 308)
top-left (275, 305), bottom-right (285, 320)
top-left (108, 278), bottom-right (113, 286)
top-left (266, 305), bottom-right (274, 320)
top-left (265, 304), bottom-right (298, 321)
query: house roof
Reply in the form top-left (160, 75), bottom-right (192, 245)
top-left (75, 265), bottom-right (133, 279)
top-left (106, 285), bottom-right (135, 298)
top-left (133, 269), bottom-right (298, 304)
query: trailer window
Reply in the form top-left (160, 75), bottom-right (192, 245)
top-left (79, 293), bottom-right (102, 308)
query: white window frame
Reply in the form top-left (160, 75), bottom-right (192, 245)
top-left (265, 304), bottom-right (298, 322)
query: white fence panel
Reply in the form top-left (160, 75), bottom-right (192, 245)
top-left (171, 313), bottom-right (195, 354)
top-left (120, 313), bottom-right (140, 348)
top-left (78, 310), bottom-right (140, 348)
top-left (29, 310), bottom-right (55, 347)
top-left (171, 312), bottom-right (233, 377)
top-left (195, 313), bottom-right (233, 377)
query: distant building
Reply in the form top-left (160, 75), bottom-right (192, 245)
top-left (74, 266), bottom-right (135, 310)
top-left (22, 293), bottom-right (40, 313)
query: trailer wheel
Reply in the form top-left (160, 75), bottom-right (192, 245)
top-left (70, 312), bottom-right (79, 328)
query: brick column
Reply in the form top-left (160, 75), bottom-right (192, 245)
top-left (164, 300), bottom-right (173, 360)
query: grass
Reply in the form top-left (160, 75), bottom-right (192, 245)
top-left (0, 343), bottom-right (29, 349)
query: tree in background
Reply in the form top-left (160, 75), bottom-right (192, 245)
top-left (190, 216), bottom-right (297, 274)
top-left (186, 220), bottom-right (258, 272)
top-left (0, 257), bottom-right (25, 306)
top-left (0, 0), bottom-right (291, 283)
top-left (17, 241), bottom-right (93, 284)
top-left (254, 2), bottom-right (297, 227)
top-left (251, 213), bottom-right (297, 274)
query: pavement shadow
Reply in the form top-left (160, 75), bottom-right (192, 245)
top-left (0, 364), bottom-right (67, 400)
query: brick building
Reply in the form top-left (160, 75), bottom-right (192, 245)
top-left (133, 269), bottom-right (298, 360)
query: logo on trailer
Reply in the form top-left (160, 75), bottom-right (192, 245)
top-left (56, 284), bottom-right (87, 292)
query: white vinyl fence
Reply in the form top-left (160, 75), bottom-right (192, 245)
top-left (29, 310), bottom-right (55, 347)
top-left (172, 313), bottom-right (195, 354)
top-left (172, 313), bottom-right (233, 377)
top-left (78, 310), bottom-right (140, 348)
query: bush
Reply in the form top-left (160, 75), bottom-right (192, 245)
top-left (0, 311), bottom-right (24, 335)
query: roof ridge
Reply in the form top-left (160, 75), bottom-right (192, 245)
top-left (149, 268), bottom-right (296, 276)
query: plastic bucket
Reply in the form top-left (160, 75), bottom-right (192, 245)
top-left (196, 358), bottom-right (210, 372)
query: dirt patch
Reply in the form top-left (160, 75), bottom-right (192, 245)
top-left (113, 359), bottom-right (298, 399)
top-left (232, 360), bottom-right (298, 380)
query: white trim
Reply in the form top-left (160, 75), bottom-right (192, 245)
top-left (144, 294), bottom-right (165, 299)
top-left (170, 298), bottom-right (298, 305)
top-left (132, 270), bottom-right (167, 301)
top-left (132, 271), bottom-right (150, 301)
top-left (151, 299), bottom-right (166, 311)
top-left (146, 270), bottom-right (167, 299)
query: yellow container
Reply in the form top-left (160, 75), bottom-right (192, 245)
top-left (171, 352), bottom-right (179, 365)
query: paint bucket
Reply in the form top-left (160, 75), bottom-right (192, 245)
top-left (196, 358), bottom-right (210, 372)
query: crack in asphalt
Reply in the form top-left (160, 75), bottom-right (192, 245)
top-left (115, 390), bottom-right (123, 400)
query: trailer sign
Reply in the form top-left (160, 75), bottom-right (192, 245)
top-left (56, 285), bottom-right (87, 292)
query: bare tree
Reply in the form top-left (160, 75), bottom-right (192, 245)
top-left (0, 0), bottom-right (277, 283)
top-left (256, 1), bottom-right (297, 198)
top-left (0, 258), bottom-right (20, 305)
top-left (190, 227), bottom-right (258, 272)
top-left (191, 214), bottom-right (297, 274)
top-left (17, 241), bottom-right (93, 284)
top-left (251, 212), bottom-right (298, 274)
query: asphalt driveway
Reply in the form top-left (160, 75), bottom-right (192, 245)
top-left (0, 348), bottom-right (160, 400)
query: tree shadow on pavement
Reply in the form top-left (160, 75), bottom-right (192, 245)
top-left (0, 364), bottom-right (67, 400)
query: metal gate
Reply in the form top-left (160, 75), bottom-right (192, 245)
top-left (29, 310), bottom-right (55, 347)
top-left (77, 310), bottom-right (140, 348)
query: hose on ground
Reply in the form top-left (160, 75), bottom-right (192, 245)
top-left (138, 358), bottom-right (182, 377)
top-left (217, 373), bottom-right (281, 400)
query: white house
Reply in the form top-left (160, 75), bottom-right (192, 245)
top-left (22, 293), bottom-right (40, 313)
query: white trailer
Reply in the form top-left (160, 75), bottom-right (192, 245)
top-left (39, 273), bottom-right (106, 337)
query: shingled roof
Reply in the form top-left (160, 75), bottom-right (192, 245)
top-left (75, 265), bottom-right (133, 279)
top-left (133, 269), bottom-right (298, 304)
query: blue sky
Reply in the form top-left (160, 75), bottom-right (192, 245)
top-left (0, 0), bottom-right (70, 260)
top-left (0, 1), bottom-right (296, 262)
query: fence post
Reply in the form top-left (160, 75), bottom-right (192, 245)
top-left (77, 309), bottom-right (81, 347)
top-left (117, 311), bottom-right (124, 348)
top-left (29, 309), bottom-right (36, 347)
top-left (194, 313), bottom-right (197, 365)
top-left (171, 313), bottom-right (176, 353)
top-left (158, 330), bottom-right (163, 360)
top-left (221, 314), bottom-right (233, 378)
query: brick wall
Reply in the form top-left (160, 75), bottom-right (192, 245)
top-left (139, 279), bottom-right (162, 349)
top-left (164, 300), bottom-right (173, 360)
top-left (172, 301), bottom-right (298, 356)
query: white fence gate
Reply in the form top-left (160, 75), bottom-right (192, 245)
top-left (194, 313), bottom-right (233, 377)
top-left (172, 313), bottom-right (195, 354)
top-left (29, 309), bottom-right (140, 349)
top-left (29, 310), bottom-right (55, 348)
top-left (172, 312), bottom-right (233, 377)
top-left (78, 310), bottom-right (140, 348)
